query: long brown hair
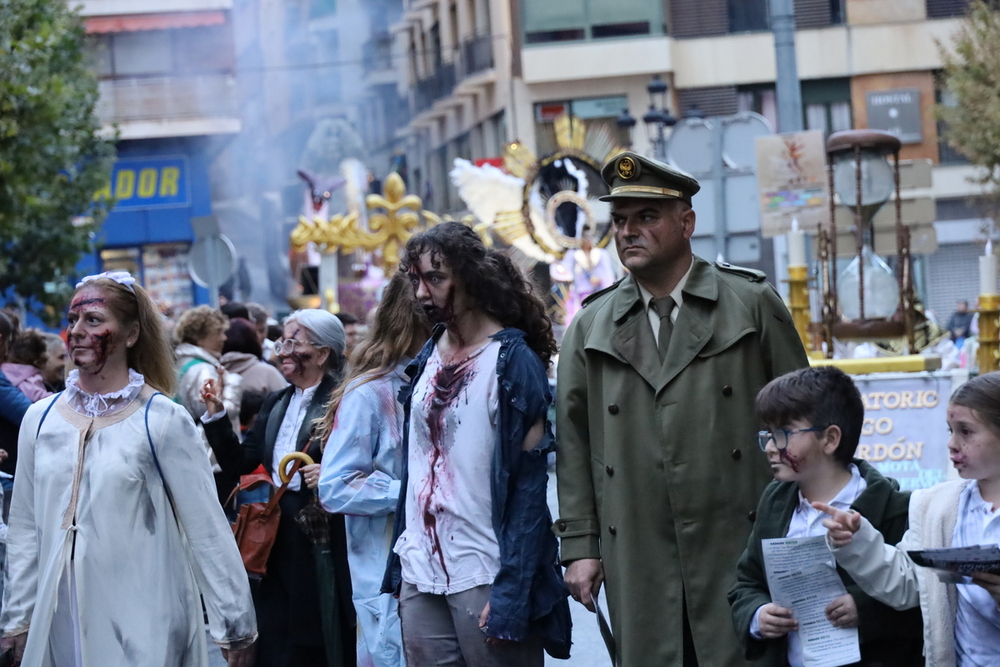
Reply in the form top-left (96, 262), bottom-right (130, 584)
top-left (314, 271), bottom-right (430, 445)
top-left (73, 278), bottom-right (177, 395)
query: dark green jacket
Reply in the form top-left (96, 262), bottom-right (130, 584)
top-left (728, 460), bottom-right (923, 666)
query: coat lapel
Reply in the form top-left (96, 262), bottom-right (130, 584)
top-left (609, 277), bottom-right (662, 390)
top-left (658, 257), bottom-right (718, 392)
top-left (296, 375), bottom-right (335, 453)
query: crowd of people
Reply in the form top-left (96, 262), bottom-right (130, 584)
top-left (0, 151), bottom-right (997, 667)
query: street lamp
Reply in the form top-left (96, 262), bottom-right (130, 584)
top-left (616, 74), bottom-right (677, 159)
top-left (643, 75), bottom-right (676, 160)
top-left (616, 108), bottom-right (637, 148)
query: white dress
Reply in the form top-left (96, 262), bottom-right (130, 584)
top-left (0, 384), bottom-right (256, 667)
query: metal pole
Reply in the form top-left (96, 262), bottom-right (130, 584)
top-left (771, 0), bottom-right (803, 133)
top-left (713, 121), bottom-right (727, 260)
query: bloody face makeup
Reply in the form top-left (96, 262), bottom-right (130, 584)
top-left (277, 324), bottom-right (324, 386)
top-left (408, 251), bottom-right (468, 337)
top-left (67, 287), bottom-right (128, 375)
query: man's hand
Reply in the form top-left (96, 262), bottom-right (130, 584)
top-left (825, 593), bottom-right (859, 628)
top-left (812, 501), bottom-right (862, 548)
top-left (565, 558), bottom-right (604, 612)
top-left (1, 634), bottom-right (27, 666)
top-left (221, 644), bottom-right (255, 667)
top-left (757, 603), bottom-right (797, 639)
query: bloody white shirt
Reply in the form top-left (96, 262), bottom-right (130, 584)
top-left (395, 339), bottom-right (501, 595)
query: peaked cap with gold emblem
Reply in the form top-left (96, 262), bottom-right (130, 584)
top-left (599, 151), bottom-right (701, 203)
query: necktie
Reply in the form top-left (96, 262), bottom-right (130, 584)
top-left (653, 296), bottom-right (676, 360)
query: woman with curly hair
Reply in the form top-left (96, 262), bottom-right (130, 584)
top-left (316, 271), bottom-right (430, 667)
top-left (383, 221), bottom-right (571, 665)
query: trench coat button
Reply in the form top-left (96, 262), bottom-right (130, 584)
top-left (607, 403), bottom-right (619, 415)
top-left (557, 521), bottom-right (567, 532)
top-left (608, 525), bottom-right (617, 536)
top-left (747, 511), bottom-right (757, 522)
top-left (731, 449), bottom-right (742, 460)
top-left (722, 385), bottom-right (733, 397)
top-left (605, 465), bottom-right (614, 476)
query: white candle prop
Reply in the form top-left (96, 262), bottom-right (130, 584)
top-left (981, 240), bottom-right (998, 295)
top-left (787, 218), bottom-right (806, 267)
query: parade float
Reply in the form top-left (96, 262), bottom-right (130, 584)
top-left (767, 128), bottom-right (999, 491)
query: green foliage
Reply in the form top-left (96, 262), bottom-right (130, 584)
top-left (0, 0), bottom-right (115, 324)
top-left (939, 1), bottom-right (1000, 205)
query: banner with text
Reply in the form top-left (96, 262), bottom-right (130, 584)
top-left (853, 372), bottom-right (963, 490)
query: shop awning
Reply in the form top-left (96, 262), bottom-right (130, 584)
top-left (85, 11), bottom-right (226, 34)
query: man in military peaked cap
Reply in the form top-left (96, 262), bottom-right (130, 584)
top-left (555, 151), bottom-right (808, 666)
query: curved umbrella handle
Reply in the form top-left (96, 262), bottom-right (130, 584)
top-left (278, 451), bottom-right (316, 485)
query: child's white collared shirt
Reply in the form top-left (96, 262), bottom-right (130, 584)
top-left (953, 480), bottom-right (1000, 666)
top-left (750, 463), bottom-right (866, 667)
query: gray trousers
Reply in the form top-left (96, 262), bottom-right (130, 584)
top-left (398, 582), bottom-right (544, 667)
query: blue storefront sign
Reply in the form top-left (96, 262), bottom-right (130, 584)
top-left (94, 156), bottom-right (191, 210)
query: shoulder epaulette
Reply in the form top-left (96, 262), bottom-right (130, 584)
top-left (582, 277), bottom-right (624, 307)
top-left (715, 261), bottom-right (766, 283)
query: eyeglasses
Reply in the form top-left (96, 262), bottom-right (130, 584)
top-left (757, 426), bottom-right (828, 451)
top-left (273, 338), bottom-right (320, 355)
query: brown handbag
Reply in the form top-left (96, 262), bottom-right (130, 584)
top-left (230, 449), bottom-right (308, 578)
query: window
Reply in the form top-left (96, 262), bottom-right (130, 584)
top-left (802, 78), bottom-right (852, 137)
top-left (112, 31), bottom-right (172, 77)
top-left (533, 96), bottom-right (630, 155)
top-left (937, 85), bottom-right (970, 165)
top-left (522, 0), bottom-right (662, 44)
top-left (926, 0), bottom-right (969, 18)
top-left (729, 0), bottom-right (769, 33)
top-left (737, 86), bottom-right (777, 129)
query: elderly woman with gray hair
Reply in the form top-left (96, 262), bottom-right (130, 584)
top-left (201, 309), bottom-right (356, 667)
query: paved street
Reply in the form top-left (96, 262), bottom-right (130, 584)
top-left (545, 471), bottom-right (614, 667)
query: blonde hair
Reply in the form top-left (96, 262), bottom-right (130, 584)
top-left (73, 278), bottom-right (177, 395)
top-left (314, 271), bottom-right (430, 444)
top-left (174, 305), bottom-right (228, 346)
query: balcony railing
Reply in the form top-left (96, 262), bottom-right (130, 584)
top-left (413, 63), bottom-right (455, 113)
top-left (96, 73), bottom-right (238, 124)
top-left (458, 33), bottom-right (494, 80)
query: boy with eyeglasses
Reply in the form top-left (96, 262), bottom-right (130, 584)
top-left (727, 365), bottom-right (923, 667)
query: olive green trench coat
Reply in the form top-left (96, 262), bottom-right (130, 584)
top-left (555, 257), bottom-right (809, 666)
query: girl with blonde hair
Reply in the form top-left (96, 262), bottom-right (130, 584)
top-left (0, 272), bottom-right (256, 666)
top-left (317, 271), bottom-right (431, 667)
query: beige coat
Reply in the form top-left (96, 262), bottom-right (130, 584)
top-left (555, 257), bottom-right (809, 666)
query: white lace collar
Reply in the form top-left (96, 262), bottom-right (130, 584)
top-left (64, 368), bottom-right (146, 418)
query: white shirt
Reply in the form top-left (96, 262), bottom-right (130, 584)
top-left (395, 340), bottom-right (501, 595)
top-left (636, 260), bottom-right (693, 345)
top-left (270, 384), bottom-right (319, 491)
top-left (750, 464), bottom-right (867, 667)
top-left (953, 481), bottom-right (1000, 667)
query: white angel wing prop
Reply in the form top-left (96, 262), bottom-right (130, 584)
top-left (450, 159), bottom-right (554, 263)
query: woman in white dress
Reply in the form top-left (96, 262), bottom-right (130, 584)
top-left (0, 272), bottom-right (256, 667)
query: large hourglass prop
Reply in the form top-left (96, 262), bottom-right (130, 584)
top-left (818, 130), bottom-right (920, 354)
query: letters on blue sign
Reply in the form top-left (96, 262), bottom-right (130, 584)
top-left (94, 157), bottom-right (190, 210)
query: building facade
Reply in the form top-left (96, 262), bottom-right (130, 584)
top-left (74, 0), bottom-right (241, 315)
top-left (390, 0), bottom-right (989, 320)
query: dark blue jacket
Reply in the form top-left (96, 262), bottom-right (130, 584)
top-left (383, 326), bottom-right (572, 658)
top-left (0, 370), bottom-right (32, 470)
